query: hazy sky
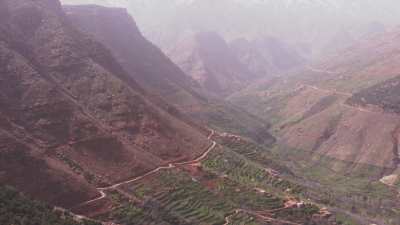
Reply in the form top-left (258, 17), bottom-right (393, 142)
top-left (61, 0), bottom-right (400, 55)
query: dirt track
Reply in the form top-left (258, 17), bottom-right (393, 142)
top-left (75, 130), bottom-right (216, 208)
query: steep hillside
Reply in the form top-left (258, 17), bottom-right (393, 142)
top-left (168, 32), bottom-right (256, 96)
top-left (230, 28), bottom-right (400, 173)
top-left (62, 0), bottom-right (400, 56)
top-left (348, 75), bottom-right (400, 115)
top-left (63, 5), bottom-right (203, 108)
top-left (0, 1), bottom-right (390, 224)
top-left (63, 5), bottom-right (275, 145)
top-left (0, 186), bottom-right (101, 225)
top-left (229, 29), bottom-right (400, 224)
top-left (0, 0), bottom-right (210, 208)
top-left (230, 37), bottom-right (306, 77)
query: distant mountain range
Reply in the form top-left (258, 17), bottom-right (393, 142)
top-left (62, 0), bottom-right (398, 56)
top-left (2, 0), bottom-right (400, 224)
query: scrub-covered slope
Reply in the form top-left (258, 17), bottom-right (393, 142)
top-left (0, 0), bottom-right (210, 208)
top-left (63, 5), bottom-right (276, 145)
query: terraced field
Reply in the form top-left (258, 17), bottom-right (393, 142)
top-left (209, 135), bottom-right (400, 224)
top-left (114, 170), bottom-right (248, 225)
top-left (77, 133), bottom-right (337, 225)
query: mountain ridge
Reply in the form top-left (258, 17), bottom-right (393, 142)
top-left (64, 5), bottom-right (276, 145)
top-left (0, 0), bottom-right (210, 208)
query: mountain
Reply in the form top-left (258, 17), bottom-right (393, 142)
top-left (2, 1), bottom-right (396, 224)
top-left (229, 28), bottom-right (400, 224)
top-left (230, 28), bottom-right (400, 173)
top-left (168, 32), bottom-right (256, 96)
top-left (230, 37), bottom-right (306, 78)
top-left (232, 27), bottom-right (400, 171)
top-left (62, 5), bottom-right (275, 145)
top-left (0, 0), bottom-right (211, 209)
top-left (63, 5), bottom-right (204, 109)
top-left (0, 3), bottom-right (333, 224)
top-left (61, 0), bottom-right (400, 56)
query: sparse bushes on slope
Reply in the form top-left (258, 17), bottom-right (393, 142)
top-left (0, 186), bottom-right (101, 225)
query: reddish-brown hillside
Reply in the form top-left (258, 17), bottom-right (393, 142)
top-left (168, 32), bottom-right (256, 97)
top-left (0, 0), bottom-right (210, 208)
top-left (63, 5), bottom-right (205, 108)
top-left (62, 5), bottom-right (276, 145)
top-left (230, 28), bottom-right (400, 178)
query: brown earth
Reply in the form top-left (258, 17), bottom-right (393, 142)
top-left (62, 5), bottom-right (276, 145)
top-left (0, 0), bottom-right (210, 208)
top-left (230, 29), bottom-right (400, 175)
top-left (168, 31), bottom-right (256, 97)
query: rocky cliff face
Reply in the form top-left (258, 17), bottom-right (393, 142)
top-left (63, 5), bottom-right (204, 108)
top-left (63, 5), bottom-right (276, 145)
top-left (168, 32), bottom-right (256, 97)
top-left (0, 0), bottom-right (210, 208)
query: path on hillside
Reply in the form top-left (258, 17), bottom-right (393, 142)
top-left (307, 66), bottom-right (338, 75)
top-left (300, 74), bottom-right (400, 199)
top-left (304, 84), bottom-right (352, 97)
top-left (223, 196), bottom-right (304, 225)
top-left (77, 129), bottom-right (314, 225)
top-left (297, 83), bottom-right (381, 114)
top-left (75, 130), bottom-right (216, 207)
top-left (305, 67), bottom-right (385, 114)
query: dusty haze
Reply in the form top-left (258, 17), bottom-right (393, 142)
top-left (62, 0), bottom-right (400, 57)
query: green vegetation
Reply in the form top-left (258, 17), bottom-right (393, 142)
top-left (111, 204), bottom-right (150, 225)
top-left (334, 212), bottom-right (363, 225)
top-left (214, 178), bottom-right (284, 211)
top-left (228, 83), bottom-right (295, 124)
top-left (56, 153), bottom-right (97, 184)
top-left (271, 144), bottom-right (400, 224)
top-left (202, 145), bottom-right (328, 224)
top-left (107, 157), bottom-right (324, 225)
top-left (0, 186), bottom-right (100, 225)
top-left (204, 139), bottom-right (303, 195)
top-left (226, 212), bottom-right (259, 225)
top-left (126, 171), bottom-right (233, 225)
top-left (92, 134), bottom-right (348, 224)
top-left (199, 101), bottom-right (276, 145)
top-left (216, 136), bottom-right (292, 174)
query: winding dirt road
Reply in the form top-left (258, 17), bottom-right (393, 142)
top-left (304, 84), bottom-right (352, 97)
top-left (76, 129), bottom-right (314, 225)
top-left (304, 67), bottom-right (394, 115)
top-left (75, 130), bottom-right (216, 208)
top-left (296, 83), bottom-right (384, 115)
top-left (307, 66), bottom-right (338, 75)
